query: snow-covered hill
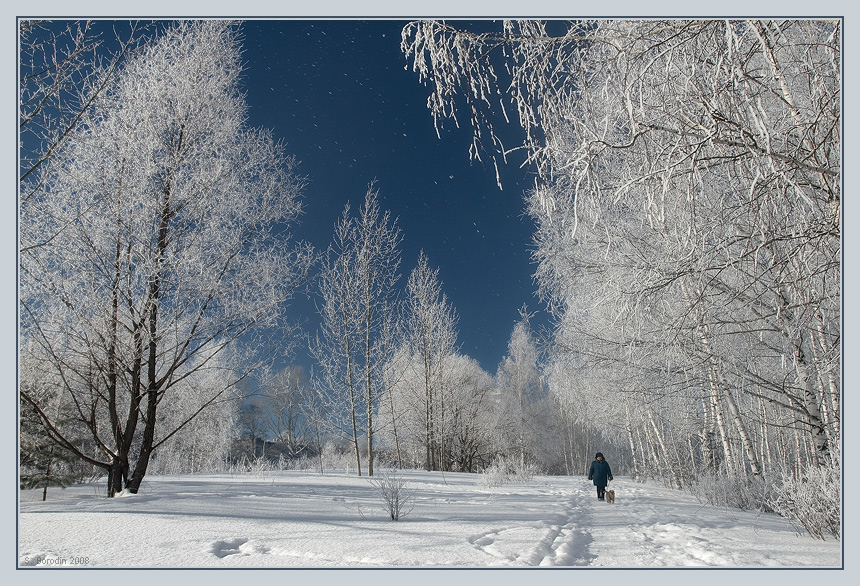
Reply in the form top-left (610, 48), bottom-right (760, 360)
top-left (18, 470), bottom-right (840, 568)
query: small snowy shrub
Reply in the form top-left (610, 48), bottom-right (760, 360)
top-left (371, 469), bottom-right (415, 521)
top-left (769, 465), bottom-right (840, 540)
top-left (320, 442), bottom-right (354, 473)
top-left (513, 460), bottom-right (541, 482)
top-left (229, 455), bottom-right (277, 476)
top-left (480, 456), bottom-right (512, 488)
top-left (479, 455), bottom-right (539, 487)
top-left (282, 455), bottom-right (317, 471)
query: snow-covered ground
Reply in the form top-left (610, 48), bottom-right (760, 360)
top-left (18, 469), bottom-right (840, 570)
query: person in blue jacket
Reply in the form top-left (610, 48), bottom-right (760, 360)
top-left (587, 452), bottom-right (613, 501)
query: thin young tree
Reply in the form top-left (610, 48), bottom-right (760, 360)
top-left (311, 186), bottom-right (402, 476)
top-left (312, 205), bottom-right (363, 473)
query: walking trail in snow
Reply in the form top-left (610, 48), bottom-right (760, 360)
top-left (18, 470), bottom-right (841, 568)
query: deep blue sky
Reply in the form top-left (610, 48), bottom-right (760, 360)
top-left (240, 19), bottom-right (548, 374)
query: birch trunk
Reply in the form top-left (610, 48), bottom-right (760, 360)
top-left (646, 408), bottom-right (682, 489)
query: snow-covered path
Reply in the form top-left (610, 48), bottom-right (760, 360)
top-left (18, 471), bottom-right (841, 568)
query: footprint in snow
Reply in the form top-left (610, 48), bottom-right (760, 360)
top-left (211, 538), bottom-right (248, 558)
top-left (210, 538), bottom-right (268, 558)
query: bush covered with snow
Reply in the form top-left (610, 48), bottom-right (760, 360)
top-left (768, 464), bottom-right (840, 540)
top-left (479, 456), bottom-right (511, 488)
top-left (514, 460), bottom-right (541, 482)
top-left (370, 468), bottom-right (415, 520)
top-left (480, 455), bottom-right (541, 488)
top-left (688, 462), bottom-right (841, 541)
top-left (689, 470), bottom-right (774, 512)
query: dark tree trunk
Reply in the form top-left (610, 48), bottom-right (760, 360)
top-left (125, 185), bottom-right (171, 494)
top-left (107, 457), bottom-right (124, 497)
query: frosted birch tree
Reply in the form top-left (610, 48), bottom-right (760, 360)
top-left (20, 20), bottom-right (313, 496)
top-left (403, 19), bottom-right (840, 503)
top-left (311, 186), bottom-right (402, 476)
top-left (403, 252), bottom-right (459, 471)
top-left (496, 310), bottom-right (542, 471)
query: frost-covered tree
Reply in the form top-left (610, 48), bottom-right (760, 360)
top-left (311, 186), bottom-right (402, 476)
top-left (495, 310), bottom-right (542, 470)
top-left (20, 20), bottom-right (312, 496)
top-left (402, 252), bottom-right (459, 471)
top-left (380, 350), bottom-right (495, 473)
top-left (403, 19), bottom-right (840, 516)
top-left (530, 20), bottom-right (838, 485)
top-left (442, 354), bottom-right (497, 472)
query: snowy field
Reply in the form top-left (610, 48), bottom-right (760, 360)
top-left (18, 469), bottom-right (841, 570)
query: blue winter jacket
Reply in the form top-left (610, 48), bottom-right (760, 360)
top-left (588, 459), bottom-right (613, 486)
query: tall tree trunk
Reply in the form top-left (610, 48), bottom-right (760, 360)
top-left (710, 387), bottom-right (735, 476)
top-left (340, 278), bottom-right (362, 477)
top-left (385, 379), bottom-right (403, 469)
top-left (624, 403), bottom-right (639, 480)
top-left (808, 324), bottom-right (838, 468)
top-left (127, 184), bottom-right (171, 493)
top-left (722, 386), bottom-right (761, 476)
top-left (646, 408), bottom-right (681, 489)
top-left (365, 353), bottom-right (374, 477)
top-left (759, 398), bottom-right (770, 476)
top-left (423, 336), bottom-right (434, 471)
top-left (108, 457), bottom-right (124, 497)
top-left (634, 426), bottom-right (649, 480)
top-left (641, 423), bottom-right (659, 480)
top-left (364, 281), bottom-right (375, 477)
top-left (814, 318), bottom-right (840, 440)
top-left (438, 358), bottom-right (446, 471)
top-left (699, 393), bottom-right (716, 472)
top-left (697, 323), bottom-right (761, 476)
top-left (127, 386), bottom-right (157, 492)
top-left (366, 400), bottom-right (374, 477)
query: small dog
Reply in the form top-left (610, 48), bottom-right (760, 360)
top-left (605, 489), bottom-right (615, 504)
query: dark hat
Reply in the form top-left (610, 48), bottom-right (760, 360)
top-left (595, 452), bottom-right (604, 459)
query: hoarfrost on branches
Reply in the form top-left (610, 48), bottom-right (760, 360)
top-left (403, 19), bottom-right (840, 538)
top-left (20, 20), bottom-right (313, 496)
